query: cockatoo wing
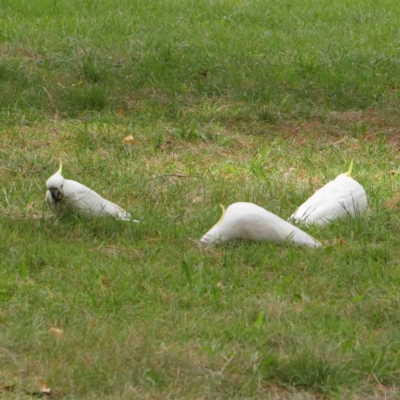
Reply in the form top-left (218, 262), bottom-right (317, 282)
top-left (200, 202), bottom-right (320, 247)
top-left (63, 179), bottom-right (131, 221)
top-left (290, 176), bottom-right (367, 226)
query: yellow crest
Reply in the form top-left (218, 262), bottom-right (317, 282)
top-left (57, 159), bottom-right (63, 175)
top-left (345, 159), bottom-right (353, 177)
top-left (213, 204), bottom-right (226, 227)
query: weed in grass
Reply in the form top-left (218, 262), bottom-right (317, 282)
top-left (79, 52), bottom-right (110, 85)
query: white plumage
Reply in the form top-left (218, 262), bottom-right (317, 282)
top-left (45, 160), bottom-right (131, 221)
top-left (200, 202), bottom-right (321, 247)
top-left (290, 161), bottom-right (367, 226)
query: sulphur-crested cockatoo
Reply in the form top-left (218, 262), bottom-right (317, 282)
top-left (46, 160), bottom-right (131, 221)
top-left (290, 161), bottom-right (367, 226)
top-left (200, 202), bottom-right (321, 247)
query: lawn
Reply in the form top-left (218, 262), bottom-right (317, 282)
top-left (1, 0), bottom-right (400, 398)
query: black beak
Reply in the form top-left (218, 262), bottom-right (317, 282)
top-left (50, 187), bottom-right (63, 203)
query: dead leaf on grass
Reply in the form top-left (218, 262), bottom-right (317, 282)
top-left (0, 384), bottom-right (16, 393)
top-left (40, 380), bottom-right (51, 396)
top-left (216, 281), bottom-right (225, 289)
top-left (24, 380), bottom-right (52, 397)
top-left (48, 327), bottom-right (64, 338)
top-left (123, 134), bottom-right (136, 145)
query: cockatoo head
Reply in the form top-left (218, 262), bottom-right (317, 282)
top-left (200, 204), bottom-right (227, 244)
top-left (46, 160), bottom-right (65, 204)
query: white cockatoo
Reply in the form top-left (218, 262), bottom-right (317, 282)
top-left (200, 202), bottom-right (321, 247)
top-left (45, 160), bottom-right (132, 221)
top-left (290, 160), bottom-right (367, 226)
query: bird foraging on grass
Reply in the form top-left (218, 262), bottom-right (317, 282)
top-left (290, 160), bottom-right (367, 226)
top-left (200, 202), bottom-right (321, 247)
top-left (45, 160), bottom-right (132, 221)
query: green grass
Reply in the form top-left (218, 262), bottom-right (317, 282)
top-left (2, 0), bottom-right (400, 122)
top-left (1, 0), bottom-right (400, 398)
